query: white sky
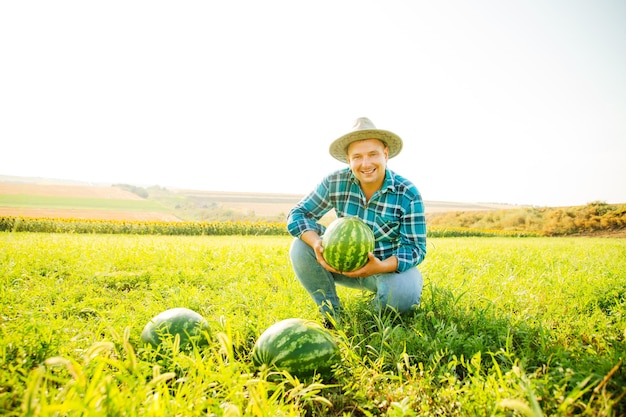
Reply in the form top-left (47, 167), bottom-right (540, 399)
top-left (1, 1), bottom-right (625, 207)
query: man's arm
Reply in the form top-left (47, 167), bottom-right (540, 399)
top-left (286, 179), bottom-right (333, 238)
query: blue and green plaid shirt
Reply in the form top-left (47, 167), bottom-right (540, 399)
top-left (287, 167), bottom-right (426, 272)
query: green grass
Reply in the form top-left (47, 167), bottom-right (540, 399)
top-left (1, 233), bottom-right (624, 416)
top-left (0, 195), bottom-right (169, 212)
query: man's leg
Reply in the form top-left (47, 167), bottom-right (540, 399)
top-left (289, 238), bottom-right (343, 318)
top-left (373, 268), bottom-right (423, 312)
top-left (335, 267), bottom-right (423, 313)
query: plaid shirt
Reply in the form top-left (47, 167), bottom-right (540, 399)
top-left (287, 167), bottom-right (426, 272)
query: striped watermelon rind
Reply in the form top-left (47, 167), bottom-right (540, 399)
top-left (252, 318), bottom-right (340, 378)
top-left (141, 307), bottom-right (210, 349)
top-left (321, 216), bottom-right (375, 272)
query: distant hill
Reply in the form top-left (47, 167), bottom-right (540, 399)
top-left (0, 175), bottom-right (518, 222)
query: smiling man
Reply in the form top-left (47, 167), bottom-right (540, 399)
top-left (287, 117), bottom-right (427, 326)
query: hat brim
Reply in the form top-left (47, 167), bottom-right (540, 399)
top-left (329, 129), bottom-right (403, 163)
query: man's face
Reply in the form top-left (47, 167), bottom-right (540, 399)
top-left (346, 139), bottom-right (389, 188)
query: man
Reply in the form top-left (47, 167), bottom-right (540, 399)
top-left (287, 117), bottom-right (426, 325)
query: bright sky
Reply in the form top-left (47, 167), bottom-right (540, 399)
top-left (1, 1), bottom-right (625, 207)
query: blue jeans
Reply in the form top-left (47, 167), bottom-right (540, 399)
top-left (289, 238), bottom-right (423, 317)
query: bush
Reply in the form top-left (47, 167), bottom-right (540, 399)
top-left (427, 203), bottom-right (626, 236)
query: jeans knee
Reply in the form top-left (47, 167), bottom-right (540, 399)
top-left (375, 269), bottom-right (423, 313)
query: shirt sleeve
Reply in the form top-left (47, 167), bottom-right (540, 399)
top-left (395, 197), bottom-right (427, 272)
top-left (287, 177), bottom-right (334, 238)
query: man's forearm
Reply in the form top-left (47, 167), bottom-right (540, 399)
top-left (379, 255), bottom-right (399, 274)
top-left (300, 230), bottom-right (322, 249)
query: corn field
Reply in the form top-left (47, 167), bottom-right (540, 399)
top-left (0, 216), bottom-right (541, 237)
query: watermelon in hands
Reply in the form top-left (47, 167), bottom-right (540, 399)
top-left (252, 318), bottom-right (340, 378)
top-left (322, 217), bottom-right (375, 272)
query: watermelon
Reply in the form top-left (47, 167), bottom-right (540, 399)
top-left (252, 318), bottom-right (340, 378)
top-left (141, 307), bottom-right (209, 349)
top-left (322, 216), bottom-right (375, 272)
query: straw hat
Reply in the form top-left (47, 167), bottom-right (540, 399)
top-left (329, 117), bottom-right (403, 163)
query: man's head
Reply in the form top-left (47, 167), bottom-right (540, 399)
top-left (329, 117), bottom-right (403, 163)
top-left (346, 138), bottom-right (389, 188)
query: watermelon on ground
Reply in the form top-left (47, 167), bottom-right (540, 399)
top-left (322, 216), bottom-right (375, 272)
top-left (252, 318), bottom-right (340, 378)
top-left (141, 307), bottom-right (209, 349)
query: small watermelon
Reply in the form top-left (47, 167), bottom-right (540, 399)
top-left (322, 216), bottom-right (375, 272)
top-left (252, 318), bottom-right (339, 378)
top-left (141, 307), bottom-right (209, 349)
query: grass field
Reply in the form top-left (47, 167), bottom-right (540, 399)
top-left (1, 233), bottom-right (624, 416)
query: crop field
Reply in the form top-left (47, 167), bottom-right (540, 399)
top-left (0, 184), bottom-right (179, 222)
top-left (1, 233), bottom-right (625, 416)
top-left (0, 180), bottom-right (520, 223)
top-left (0, 184), bottom-right (145, 200)
top-left (0, 195), bottom-right (171, 214)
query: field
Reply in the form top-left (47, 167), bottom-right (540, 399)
top-left (1, 233), bottom-right (624, 416)
top-left (0, 183), bottom-right (179, 222)
top-left (0, 179), bottom-right (519, 222)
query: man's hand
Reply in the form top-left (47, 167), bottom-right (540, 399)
top-left (301, 230), bottom-right (340, 273)
top-left (312, 239), bottom-right (341, 274)
top-left (342, 253), bottom-right (398, 278)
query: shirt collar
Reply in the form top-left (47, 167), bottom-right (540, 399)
top-left (348, 168), bottom-right (396, 194)
top-left (382, 169), bottom-right (396, 193)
